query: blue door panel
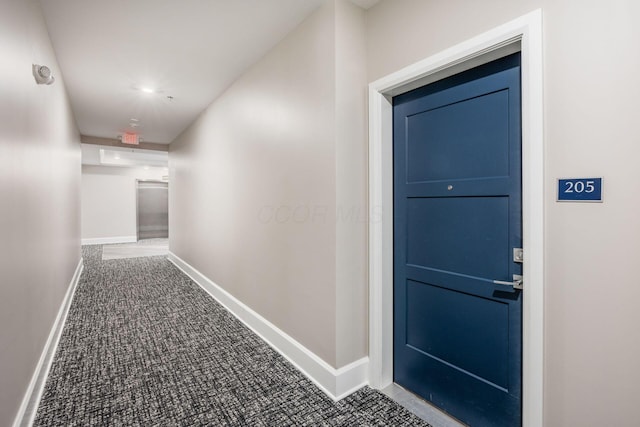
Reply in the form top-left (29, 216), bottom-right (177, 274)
top-left (394, 348), bottom-right (520, 427)
top-left (394, 53), bottom-right (522, 427)
top-left (406, 89), bottom-right (510, 183)
top-left (405, 280), bottom-right (509, 388)
top-left (406, 197), bottom-right (510, 279)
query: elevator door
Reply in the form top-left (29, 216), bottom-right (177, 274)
top-left (137, 181), bottom-right (168, 240)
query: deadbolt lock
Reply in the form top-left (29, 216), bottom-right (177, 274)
top-left (513, 248), bottom-right (524, 263)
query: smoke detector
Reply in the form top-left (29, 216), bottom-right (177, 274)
top-left (32, 64), bottom-right (55, 85)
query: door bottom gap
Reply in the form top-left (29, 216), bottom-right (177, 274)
top-left (380, 383), bottom-right (468, 427)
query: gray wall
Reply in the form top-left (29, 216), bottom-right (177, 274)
top-left (170, 0), bottom-right (367, 368)
top-left (334, 0), bottom-right (367, 367)
top-left (0, 0), bottom-right (81, 424)
top-left (366, 0), bottom-right (640, 425)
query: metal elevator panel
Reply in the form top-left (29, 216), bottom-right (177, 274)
top-left (137, 181), bottom-right (168, 240)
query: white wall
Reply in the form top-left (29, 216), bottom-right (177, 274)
top-left (170, 0), bottom-right (368, 368)
top-left (366, 0), bottom-right (640, 425)
top-left (0, 0), bottom-right (81, 424)
top-left (81, 165), bottom-right (167, 243)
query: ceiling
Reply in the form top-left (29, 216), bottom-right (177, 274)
top-left (40, 0), bottom-right (340, 144)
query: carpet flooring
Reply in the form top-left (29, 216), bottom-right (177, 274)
top-left (34, 245), bottom-right (431, 426)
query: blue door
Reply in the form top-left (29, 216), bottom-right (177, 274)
top-left (393, 53), bottom-right (522, 426)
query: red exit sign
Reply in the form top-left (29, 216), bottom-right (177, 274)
top-left (122, 132), bottom-right (139, 145)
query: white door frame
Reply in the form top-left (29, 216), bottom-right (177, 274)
top-left (367, 10), bottom-right (544, 427)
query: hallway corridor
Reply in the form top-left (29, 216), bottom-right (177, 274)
top-left (7, 1), bottom-right (640, 425)
top-left (33, 246), bottom-right (429, 426)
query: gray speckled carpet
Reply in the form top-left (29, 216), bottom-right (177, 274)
top-left (34, 245), bottom-right (431, 426)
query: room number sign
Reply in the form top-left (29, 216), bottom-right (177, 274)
top-left (557, 177), bottom-right (603, 202)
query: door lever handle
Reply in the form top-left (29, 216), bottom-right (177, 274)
top-left (493, 274), bottom-right (523, 290)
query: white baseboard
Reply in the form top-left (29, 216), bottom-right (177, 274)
top-left (13, 258), bottom-right (84, 427)
top-left (81, 236), bottom-right (137, 245)
top-left (167, 251), bottom-right (369, 401)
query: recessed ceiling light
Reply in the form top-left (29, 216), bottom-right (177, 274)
top-left (140, 87), bottom-right (154, 94)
